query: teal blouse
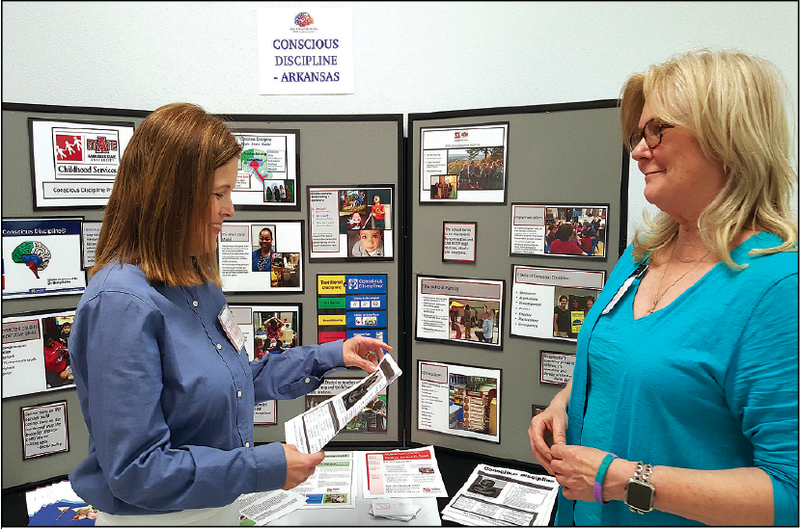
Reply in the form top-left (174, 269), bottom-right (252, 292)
top-left (558, 233), bottom-right (798, 526)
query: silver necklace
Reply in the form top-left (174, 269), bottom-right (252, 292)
top-left (648, 250), bottom-right (711, 314)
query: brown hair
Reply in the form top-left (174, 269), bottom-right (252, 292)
top-left (92, 103), bottom-right (242, 286)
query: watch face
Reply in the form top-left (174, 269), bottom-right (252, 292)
top-left (626, 481), bottom-right (654, 510)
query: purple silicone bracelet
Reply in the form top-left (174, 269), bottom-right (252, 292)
top-left (593, 452), bottom-right (617, 504)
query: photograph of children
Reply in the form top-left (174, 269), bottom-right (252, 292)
top-left (340, 189), bottom-right (367, 214)
top-left (252, 225), bottom-right (276, 272)
top-left (448, 300), bottom-right (500, 344)
top-left (552, 287), bottom-right (595, 339)
top-left (338, 188), bottom-right (392, 232)
top-left (430, 175), bottom-right (457, 200)
top-left (543, 207), bottom-right (607, 257)
top-left (42, 316), bottom-right (75, 389)
top-left (348, 229), bottom-right (385, 257)
top-left (448, 148), bottom-right (505, 191)
top-left (448, 374), bottom-right (498, 435)
top-left (252, 309), bottom-right (299, 359)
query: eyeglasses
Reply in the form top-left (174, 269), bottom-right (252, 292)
top-left (627, 119), bottom-right (674, 151)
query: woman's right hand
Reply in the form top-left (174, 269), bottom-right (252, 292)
top-left (282, 444), bottom-right (325, 490)
top-left (528, 383), bottom-right (570, 475)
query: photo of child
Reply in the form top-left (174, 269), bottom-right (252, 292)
top-left (350, 229), bottom-right (384, 257)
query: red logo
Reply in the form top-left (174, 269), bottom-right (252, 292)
top-left (55, 135), bottom-right (83, 161)
top-left (454, 132), bottom-right (469, 140)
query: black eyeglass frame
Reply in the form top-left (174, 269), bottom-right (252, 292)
top-left (627, 119), bottom-right (674, 151)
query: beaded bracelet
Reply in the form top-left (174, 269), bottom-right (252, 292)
top-left (593, 452), bottom-right (617, 504)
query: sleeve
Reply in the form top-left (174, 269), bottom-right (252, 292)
top-left (250, 340), bottom-right (344, 403)
top-left (727, 274), bottom-right (799, 526)
top-left (73, 291), bottom-right (284, 511)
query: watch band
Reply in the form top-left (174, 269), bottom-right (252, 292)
top-left (625, 462), bottom-right (656, 514)
top-left (635, 462), bottom-right (652, 482)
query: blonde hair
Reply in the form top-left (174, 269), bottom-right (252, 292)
top-left (620, 49), bottom-right (797, 268)
top-left (93, 103), bottom-right (242, 286)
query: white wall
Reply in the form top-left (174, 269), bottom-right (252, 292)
top-left (3, 1), bottom-right (798, 241)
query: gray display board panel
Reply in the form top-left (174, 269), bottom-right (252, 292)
top-left (407, 101), bottom-right (628, 467)
top-left (2, 105), bottom-right (405, 491)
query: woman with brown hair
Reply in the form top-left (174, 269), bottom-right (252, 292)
top-left (69, 103), bottom-right (391, 525)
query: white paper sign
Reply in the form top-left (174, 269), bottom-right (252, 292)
top-left (257, 8), bottom-right (354, 95)
top-left (22, 402), bottom-right (69, 459)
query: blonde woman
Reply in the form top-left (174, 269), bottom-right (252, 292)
top-left (529, 50), bottom-right (797, 526)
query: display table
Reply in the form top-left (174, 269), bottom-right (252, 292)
top-left (266, 470), bottom-right (441, 526)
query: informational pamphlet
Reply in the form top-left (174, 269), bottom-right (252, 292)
top-left (284, 353), bottom-right (401, 454)
top-left (360, 445), bottom-right (448, 498)
top-left (441, 464), bottom-right (559, 526)
top-left (291, 451), bottom-right (356, 508)
top-left (238, 489), bottom-right (306, 526)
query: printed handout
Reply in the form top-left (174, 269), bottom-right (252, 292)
top-left (442, 463), bottom-right (559, 526)
top-left (360, 445), bottom-right (448, 498)
top-left (284, 353), bottom-right (401, 454)
top-left (291, 451), bottom-right (356, 508)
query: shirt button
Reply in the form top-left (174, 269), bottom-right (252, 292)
top-left (305, 377), bottom-right (311, 384)
top-left (238, 390), bottom-right (242, 397)
top-left (245, 442), bottom-right (250, 448)
top-left (192, 301), bottom-right (199, 307)
top-left (217, 344), bottom-right (222, 350)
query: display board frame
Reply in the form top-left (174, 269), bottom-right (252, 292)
top-left (2, 103), bottom-right (406, 492)
top-left (405, 100), bottom-right (629, 467)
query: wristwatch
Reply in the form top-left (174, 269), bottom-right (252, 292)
top-left (624, 462), bottom-right (655, 514)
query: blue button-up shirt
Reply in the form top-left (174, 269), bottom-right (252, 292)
top-left (69, 262), bottom-right (343, 515)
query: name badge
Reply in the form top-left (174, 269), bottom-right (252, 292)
top-left (218, 305), bottom-right (245, 353)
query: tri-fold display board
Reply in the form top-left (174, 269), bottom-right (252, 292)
top-left (1, 104), bottom-right (405, 490)
top-left (2, 99), bottom-right (627, 491)
top-left (406, 101), bottom-right (628, 465)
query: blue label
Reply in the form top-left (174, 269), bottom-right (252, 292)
top-left (346, 311), bottom-right (387, 328)
top-left (345, 294), bottom-right (386, 310)
top-left (344, 275), bottom-right (387, 293)
top-left (346, 329), bottom-right (386, 341)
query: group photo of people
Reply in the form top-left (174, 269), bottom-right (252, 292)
top-left (552, 290), bottom-right (596, 339)
top-left (543, 207), bottom-right (607, 257)
top-left (448, 300), bottom-right (500, 344)
top-left (446, 148), bottom-right (505, 191)
top-left (429, 174), bottom-right (458, 199)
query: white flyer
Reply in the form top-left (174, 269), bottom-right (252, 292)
top-left (442, 463), bottom-right (559, 526)
top-left (360, 445), bottom-right (448, 498)
top-left (284, 353), bottom-right (401, 454)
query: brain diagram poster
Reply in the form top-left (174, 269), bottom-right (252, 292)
top-left (2, 218), bottom-right (87, 299)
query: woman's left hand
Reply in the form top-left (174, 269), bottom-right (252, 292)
top-left (549, 444), bottom-right (610, 502)
top-left (342, 335), bottom-right (392, 373)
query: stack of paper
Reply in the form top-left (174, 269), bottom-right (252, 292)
top-left (26, 479), bottom-right (97, 526)
top-left (369, 499), bottom-right (422, 521)
top-left (441, 463), bottom-right (558, 526)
